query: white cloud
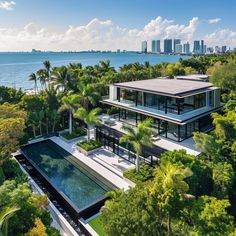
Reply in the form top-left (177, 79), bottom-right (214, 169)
top-left (204, 29), bottom-right (236, 47)
top-left (0, 1), bottom-right (16, 10)
top-left (208, 18), bottom-right (221, 24)
top-left (0, 17), bottom-right (234, 51)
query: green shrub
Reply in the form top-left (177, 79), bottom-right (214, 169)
top-left (107, 107), bottom-right (119, 116)
top-left (61, 128), bottom-right (86, 140)
top-left (0, 166), bottom-right (5, 185)
top-left (3, 158), bottom-right (28, 183)
top-left (124, 163), bottom-right (154, 184)
top-left (77, 140), bottom-right (102, 151)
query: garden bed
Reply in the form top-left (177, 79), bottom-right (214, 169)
top-left (76, 140), bottom-right (102, 156)
top-left (59, 128), bottom-right (86, 143)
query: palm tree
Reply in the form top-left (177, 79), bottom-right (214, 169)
top-left (49, 110), bottom-right (60, 133)
top-left (151, 164), bottom-right (193, 236)
top-left (74, 107), bottom-right (102, 141)
top-left (78, 83), bottom-right (101, 109)
top-left (28, 111), bottom-right (44, 137)
top-left (0, 206), bottom-right (20, 236)
top-left (120, 118), bottom-right (155, 173)
top-left (51, 66), bottom-right (71, 92)
top-left (36, 69), bottom-right (47, 90)
top-left (59, 94), bottom-right (81, 134)
top-left (29, 73), bottom-right (38, 94)
top-left (43, 60), bottom-right (51, 76)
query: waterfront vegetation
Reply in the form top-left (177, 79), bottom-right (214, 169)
top-left (0, 53), bottom-right (236, 235)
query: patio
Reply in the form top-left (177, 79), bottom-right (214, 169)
top-left (100, 114), bottom-right (201, 156)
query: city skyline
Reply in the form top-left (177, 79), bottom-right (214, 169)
top-left (0, 0), bottom-right (235, 51)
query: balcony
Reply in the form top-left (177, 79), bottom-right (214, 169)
top-left (102, 98), bottom-right (222, 124)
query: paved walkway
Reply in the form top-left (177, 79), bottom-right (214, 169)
top-left (50, 136), bottom-right (134, 190)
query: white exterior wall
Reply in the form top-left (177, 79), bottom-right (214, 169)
top-left (109, 85), bottom-right (117, 101)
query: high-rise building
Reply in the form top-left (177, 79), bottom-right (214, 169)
top-left (141, 41), bottom-right (147, 53)
top-left (201, 40), bottom-right (204, 54)
top-left (151, 40), bottom-right (161, 53)
top-left (207, 47), bottom-right (214, 54)
top-left (215, 46), bottom-right (220, 54)
top-left (175, 44), bottom-right (182, 54)
top-left (222, 46), bottom-right (227, 53)
top-left (193, 40), bottom-right (200, 54)
top-left (164, 39), bottom-right (172, 53)
top-left (183, 42), bottom-right (190, 54)
top-left (174, 39), bottom-right (181, 53)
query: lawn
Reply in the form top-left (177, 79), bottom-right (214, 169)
top-left (88, 214), bottom-right (107, 236)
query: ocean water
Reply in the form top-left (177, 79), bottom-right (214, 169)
top-left (0, 52), bottom-right (190, 90)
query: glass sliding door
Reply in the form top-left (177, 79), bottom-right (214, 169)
top-left (166, 122), bottom-right (179, 141)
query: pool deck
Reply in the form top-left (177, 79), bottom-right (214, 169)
top-left (50, 136), bottom-right (135, 190)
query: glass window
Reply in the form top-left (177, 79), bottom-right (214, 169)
top-left (199, 115), bottom-right (213, 132)
top-left (209, 91), bottom-right (214, 107)
top-left (144, 93), bottom-right (158, 109)
top-left (194, 93), bottom-right (206, 109)
top-left (137, 91), bottom-right (143, 106)
top-left (179, 125), bottom-right (186, 141)
top-left (120, 89), bottom-right (135, 104)
top-left (166, 122), bottom-right (179, 141)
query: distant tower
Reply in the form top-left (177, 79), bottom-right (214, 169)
top-left (183, 42), bottom-right (190, 54)
top-left (164, 39), bottom-right (173, 53)
top-left (141, 41), bottom-right (147, 53)
top-left (201, 40), bottom-right (204, 54)
top-left (151, 40), bottom-right (156, 53)
top-left (222, 46), bottom-right (227, 53)
top-left (151, 40), bottom-right (161, 53)
top-left (193, 40), bottom-right (200, 54)
top-left (175, 44), bottom-right (183, 54)
top-left (174, 39), bottom-right (181, 53)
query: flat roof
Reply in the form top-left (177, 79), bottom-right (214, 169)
top-left (114, 78), bottom-right (214, 96)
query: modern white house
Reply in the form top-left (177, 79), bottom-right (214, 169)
top-left (101, 78), bottom-right (222, 146)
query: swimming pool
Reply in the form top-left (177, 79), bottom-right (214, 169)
top-left (21, 139), bottom-right (113, 213)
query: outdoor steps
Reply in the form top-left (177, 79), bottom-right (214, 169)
top-left (91, 150), bottom-right (124, 177)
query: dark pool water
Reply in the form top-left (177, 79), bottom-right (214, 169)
top-left (21, 139), bottom-right (111, 210)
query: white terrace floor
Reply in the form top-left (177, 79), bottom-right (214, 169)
top-left (101, 114), bottom-right (201, 156)
top-left (50, 136), bottom-right (135, 190)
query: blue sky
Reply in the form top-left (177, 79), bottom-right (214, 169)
top-left (0, 0), bottom-right (235, 51)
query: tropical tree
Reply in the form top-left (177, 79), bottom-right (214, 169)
top-left (150, 163), bottom-right (193, 235)
top-left (78, 83), bottom-right (101, 109)
top-left (29, 73), bottom-right (38, 94)
top-left (36, 69), bottom-right (48, 90)
top-left (190, 196), bottom-right (235, 235)
top-left (74, 107), bottom-right (102, 141)
top-left (59, 94), bottom-right (81, 134)
top-left (120, 118), bottom-right (155, 173)
top-left (0, 103), bottom-right (26, 163)
top-left (211, 62), bottom-right (236, 94)
top-left (49, 110), bottom-right (60, 133)
top-left (51, 66), bottom-right (71, 92)
top-left (0, 206), bottom-right (20, 236)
